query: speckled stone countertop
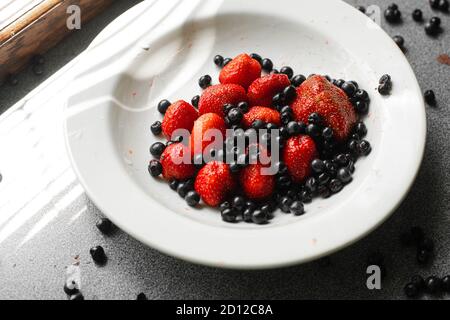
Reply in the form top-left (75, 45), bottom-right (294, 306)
top-left (0, 0), bottom-right (448, 300)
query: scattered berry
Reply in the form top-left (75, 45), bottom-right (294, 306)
top-left (280, 66), bottom-right (294, 79)
top-left (96, 218), bottom-right (114, 235)
top-left (151, 121), bottom-right (162, 135)
top-left (213, 55), bottom-right (224, 67)
top-left (425, 276), bottom-right (441, 294)
top-left (404, 283), bottom-right (419, 298)
top-left (291, 74), bottom-right (306, 87)
top-left (191, 95), bottom-right (200, 108)
top-left (424, 90), bottom-right (436, 106)
top-left (378, 74), bottom-right (392, 95)
top-left (137, 293), bottom-right (148, 300)
top-left (89, 245), bottom-right (107, 264)
top-left (64, 279), bottom-right (79, 295)
top-left (412, 9), bottom-right (423, 22)
top-left (261, 58), bottom-right (273, 72)
top-left (185, 190), bottom-right (200, 206)
top-left (157, 99), bottom-right (171, 114)
top-left (384, 5), bottom-right (401, 23)
top-left (150, 142), bottom-right (166, 158)
top-left (148, 160), bottom-right (162, 177)
top-left (199, 75), bottom-right (212, 89)
top-left (69, 292), bottom-right (84, 300)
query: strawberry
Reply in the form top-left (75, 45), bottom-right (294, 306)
top-left (291, 75), bottom-right (357, 141)
top-left (195, 161), bottom-right (236, 207)
top-left (198, 84), bottom-right (247, 117)
top-left (189, 113), bottom-right (227, 156)
top-left (239, 163), bottom-right (275, 200)
top-left (160, 143), bottom-right (195, 180)
top-left (242, 106), bottom-right (281, 128)
top-left (247, 73), bottom-right (291, 107)
top-left (219, 53), bottom-right (261, 89)
top-left (283, 135), bottom-right (317, 183)
top-left (161, 100), bottom-right (198, 139)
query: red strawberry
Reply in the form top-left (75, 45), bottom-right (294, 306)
top-left (195, 161), bottom-right (236, 207)
top-left (198, 84), bottom-right (247, 117)
top-left (239, 163), bottom-right (275, 200)
top-left (219, 53), bottom-right (261, 89)
top-left (189, 113), bottom-right (227, 156)
top-left (291, 75), bottom-right (357, 141)
top-left (247, 73), bottom-right (291, 107)
top-left (242, 106), bottom-right (281, 128)
top-left (161, 100), bottom-right (198, 139)
top-left (283, 135), bottom-right (317, 183)
top-left (160, 143), bottom-right (195, 180)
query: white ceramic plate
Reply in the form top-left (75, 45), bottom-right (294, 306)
top-left (64, 0), bottom-right (426, 269)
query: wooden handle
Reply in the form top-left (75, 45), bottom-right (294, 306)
top-left (0, 0), bottom-right (113, 82)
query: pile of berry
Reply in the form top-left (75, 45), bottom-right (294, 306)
top-left (148, 53), bottom-right (372, 224)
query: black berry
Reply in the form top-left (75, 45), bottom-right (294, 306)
top-left (280, 66), bottom-right (294, 79)
top-left (157, 99), bottom-right (171, 114)
top-left (425, 276), bottom-right (441, 294)
top-left (228, 108), bottom-right (243, 124)
top-left (237, 101), bottom-right (249, 113)
top-left (329, 179), bottom-right (343, 193)
top-left (311, 159), bottom-right (325, 174)
top-left (221, 208), bottom-right (238, 223)
top-left (69, 292), bottom-right (84, 300)
top-left (169, 180), bottom-right (179, 191)
top-left (222, 58), bottom-right (232, 67)
top-left (251, 209), bottom-right (268, 224)
top-left (137, 293), bottom-right (148, 300)
top-left (322, 127), bottom-right (333, 140)
top-left (290, 201), bottom-right (305, 216)
top-left (199, 75), bottom-right (212, 89)
top-left (261, 58), bottom-right (273, 72)
top-left (250, 53), bottom-right (263, 64)
top-left (393, 35), bottom-right (405, 51)
top-left (151, 121), bottom-right (162, 135)
top-left (287, 121), bottom-right (301, 136)
top-left (283, 85), bottom-right (297, 102)
top-left (417, 248), bottom-right (431, 265)
top-left (337, 167), bottom-right (352, 184)
top-left (291, 74), bottom-right (306, 87)
top-left (404, 283), bottom-right (419, 298)
top-left (430, 0), bottom-right (440, 9)
top-left (439, 0), bottom-right (449, 11)
top-left (424, 90), bottom-right (436, 106)
top-left (150, 142), bottom-right (165, 158)
top-left (306, 123), bottom-right (320, 137)
top-left (96, 218), bottom-right (113, 235)
top-left (378, 81), bottom-right (392, 96)
top-left (191, 95), bottom-right (200, 107)
top-left (64, 279), bottom-right (79, 295)
top-left (32, 64), bottom-right (44, 76)
top-left (384, 6), bottom-right (401, 23)
top-left (308, 112), bottom-right (322, 125)
top-left (356, 6), bottom-right (366, 13)
top-left (148, 160), bottom-right (162, 177)
top-left (358, 140), bottom-right (372, 156)
top-left (354, 122), bottom-right (367, 137)
top-left (90, 245), bottom-right (107, 264)
top-left (213, 55), bottom-right (224, 67)
top-left (412, 9), bottom-right (423, 21)
top-left (31, 54), bottom-right (45, 65)
top-left (441, 275), bottom-right (450, 292)
top-left (185, 190), bottom-right (200, 207)
top-left (341, 82), bottom-right (357, 97)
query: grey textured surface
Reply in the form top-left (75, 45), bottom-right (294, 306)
top-left (0, 0), bottom-right (449, 300)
